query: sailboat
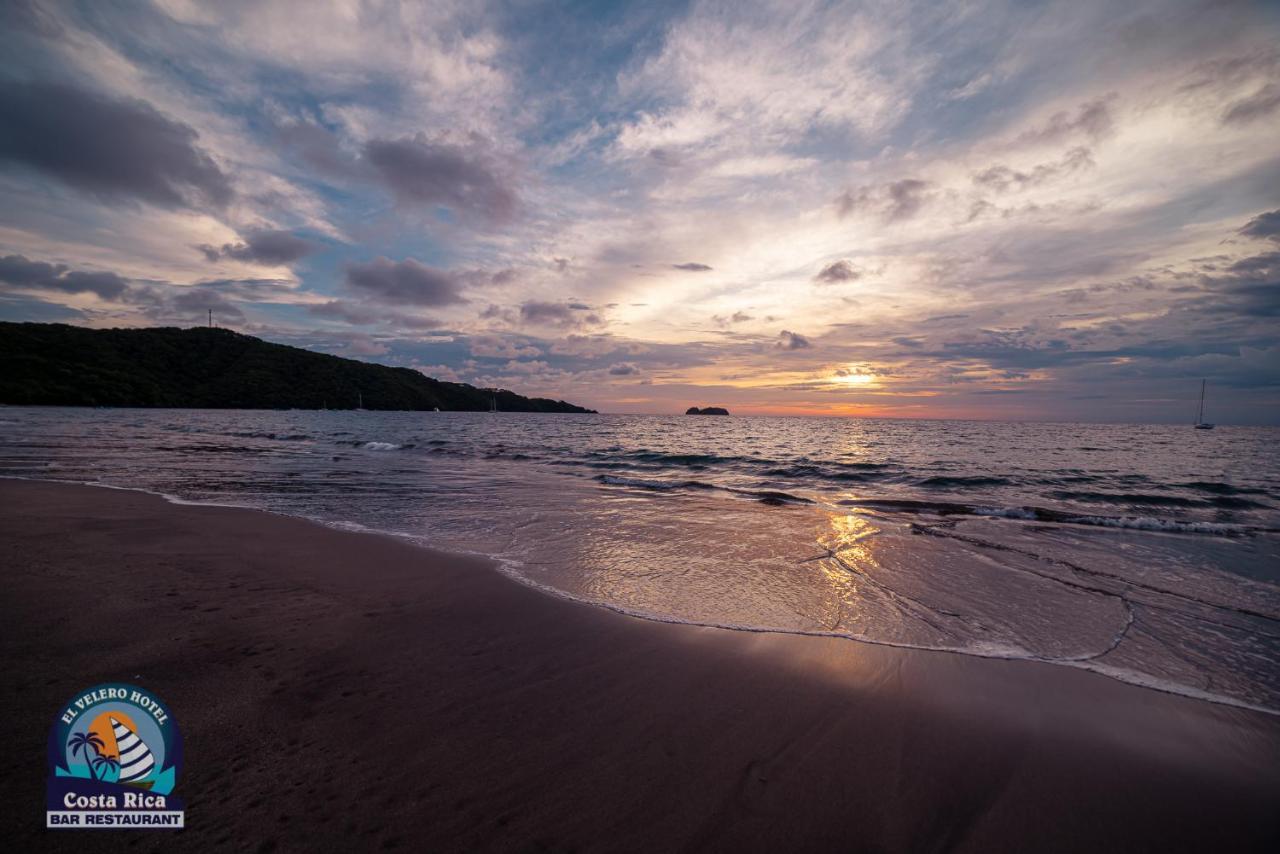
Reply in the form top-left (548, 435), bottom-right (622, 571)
top-left (1194, 379), bottom-right (1214, 430)
top-left (489, 393), bottom-right (498, 414)
top-left (356, 391), bottom-right (365, 412)
top-left (110, 717), bottom-right (156, 785)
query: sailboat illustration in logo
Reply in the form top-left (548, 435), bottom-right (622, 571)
top-left (110, 717), bottom-right (156, 786)
top-left (47, 682), bottom-right (185, 829)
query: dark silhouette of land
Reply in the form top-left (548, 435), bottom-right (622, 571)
top-left (0, 322), bottom-right (594, 412)
top-left (685, 406), bottom-right (730, 415)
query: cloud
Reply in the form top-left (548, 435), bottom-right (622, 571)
top-left (776, 330), bottom-right (812, 350)
top-left (608, 362), bottom-right (640, 375)
top-left (519, 301), bottom-right (603, 329)
top-left (0, 254), bottom-right (128, 300)
top-left (309, 300), bottom-right (381, 325)
top-left (362, 135), bottom-right (516, 223)
top-left (343, 335), bottom-right (389, 356)
top-left (836, 179), bottom-right (931, 221)
top-left (1222, 84), bottom-right (1280, 125)
top-left (344, 257), bottom-right (466, 306)
top-left (972, 147), bottom-right (1094, 193)
top-left (814, 260), bottom-right (862, 284)
top-left (0, 81), bottom-right (232, 209)
top-left (672, 262), bottom-right (712, 271)
top-left (1015, 96), bottom-right (1116, 145)
top-left (168, 287), bottom-right (245, 323)
top-left (1239, 210), bottom-right (1280, 243)
top-left (200, 229), bottom-right (315, 265)
top-left (470, 335), bottom-right (542, 359)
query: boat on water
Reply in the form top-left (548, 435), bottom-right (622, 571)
top-left (1194, 379), bottom-right (1214, 429)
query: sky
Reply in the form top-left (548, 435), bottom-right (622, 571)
top-left (1, 0), bottom-right (1278, 422)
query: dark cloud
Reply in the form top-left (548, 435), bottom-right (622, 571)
top-left (1226, 251), bottom-right (1280, 277)
top-left (972, 146), bottom-right (1094, 193)
top-left (837, 179), bottom-right (931, 221)
top-left (672, 262), bottom-right (712, 271)
top-left (1239, 209), bottom-right (1280, 243)
top-left (776, 330), bottom-right (812, 350)
top-left (814, 260), bottom-right (861, 283)
top-left (0, 81), bottom-right (232, 209)
top-left (275, 120), bottom-right (366, 179)
top-left (0, 254), bottom-right (128, 299)
top-left (518, 300), bottom-right (604, 329)
top-left (344, 257), bottom-right (467, 306)
top-left (1016, 96), bottom-right (1116, 145)
top-left (1222, 84), bottom-right (1280, 125)
top-left (363, 135), bottom-right (517, 223)
top-left (199, 229), bottom-right (315, 266)
top-left (608, 362), bottom-right (640, 375)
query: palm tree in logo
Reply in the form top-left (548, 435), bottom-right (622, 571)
top-left (93, 753), bottom-right (121, 782)
top-left (67, 730), bottom-right (105, 781)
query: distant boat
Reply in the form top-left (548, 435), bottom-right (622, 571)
top-left (1194, 379), bottom-right (1214, 429)
top-left (489, 394), bottom-right (498, 413)
top-left (357, 392), bottom-right (365, 412)
top-left (433, 406), bottom-right (440, 412)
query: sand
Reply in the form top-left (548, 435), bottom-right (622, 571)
top-left (2, 479), bottom-right (1277, 852)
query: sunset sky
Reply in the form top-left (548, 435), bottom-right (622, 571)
top-left (1, 0), bottom-right (1278, 422)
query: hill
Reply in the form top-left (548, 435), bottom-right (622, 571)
top-left (0, 322), bottom-right (595, 413)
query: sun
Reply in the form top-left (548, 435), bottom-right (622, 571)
top-left (828, 366), bottom-right (878, 387)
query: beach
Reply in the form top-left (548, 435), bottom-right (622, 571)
top-left (2, 478), bottom-right (1277, 852)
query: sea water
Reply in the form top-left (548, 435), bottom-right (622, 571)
top-left (1, 408), bottom-right (1276, 713)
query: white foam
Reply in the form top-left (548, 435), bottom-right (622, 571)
top-left (362, 441), bottom-right (401, 451)
top-left (1065, 514), bottom-right (1246, 535)
top-left (599, 475), bottom-right (680, 490)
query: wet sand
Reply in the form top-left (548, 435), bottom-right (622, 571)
top-left (2, 479), bottom-right (1277, 852)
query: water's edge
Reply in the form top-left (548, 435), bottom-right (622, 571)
top-left (7, 473), bottom-right (1275, 718)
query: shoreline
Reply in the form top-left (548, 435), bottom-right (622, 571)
top-left (10, 475), bottom-right (1274, 718)
top-left (3, 479), bottom-right (1278, 851)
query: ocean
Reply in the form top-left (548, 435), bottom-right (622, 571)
top-left (2, 408), bottom-right (1276, 713)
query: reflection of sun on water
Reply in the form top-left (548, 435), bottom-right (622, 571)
top-left (811, 514), bottom-right (881, 632)
top-left (818, 513), bottom-right (879, 554)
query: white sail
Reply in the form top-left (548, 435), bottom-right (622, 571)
top-left (110, 717), bottom-right (156, 784)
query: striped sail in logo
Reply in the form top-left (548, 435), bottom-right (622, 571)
top-left (110, 717), bottom-right (156, 784)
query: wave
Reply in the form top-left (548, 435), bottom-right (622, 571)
top-left (1051, 489), bottom-right (1270, 510)
top-left (760, 464), bottom-right (893, 483)
top-left (916, 475), bottom-right (1013, 488)
top-left (842, 498), bottom-right (1254, 535)
top-left (595, 475), bottom-right (810, 504)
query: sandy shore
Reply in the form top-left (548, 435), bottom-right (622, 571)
top-left (2, 479), bottom-right (1277, 852)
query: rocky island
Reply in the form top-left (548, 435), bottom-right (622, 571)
top-left (685, 406), bottom-right (730, 415)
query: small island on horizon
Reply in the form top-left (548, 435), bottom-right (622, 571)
top-left (685, 406), bottom-right (730, 416)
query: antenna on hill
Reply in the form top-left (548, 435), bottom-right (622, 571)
top-left (208, 308), bottom-right (213, 329)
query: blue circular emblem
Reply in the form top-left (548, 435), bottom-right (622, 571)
top-left (46, 682), bottom-right (185, 829)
